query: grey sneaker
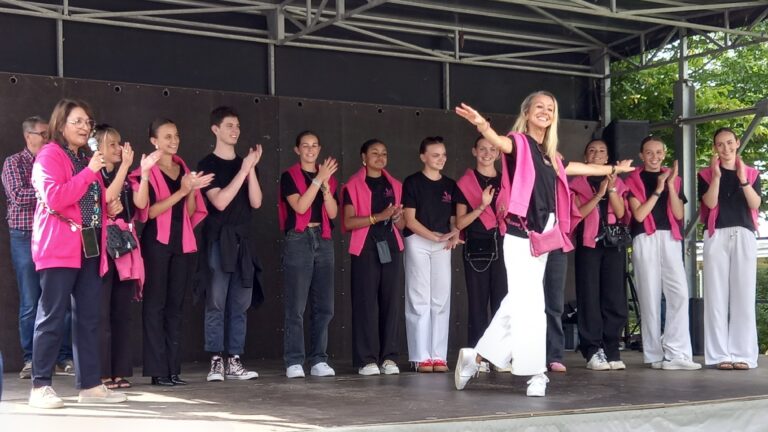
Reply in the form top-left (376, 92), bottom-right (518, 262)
top-left (29, 386), bottom-right (64, 409)
top-left (78, 384), bottom-right (127, 403)
top-left (207, 355), bottom-right (225, 382)
top-left (380, 360), bottom-right (400, 375)
top-left (19, 361), bottom-right (32, 379)
top-left (225, 355), bottom-right (258, 380)
top-left (55, 359), bottom-right (75, 376)
top-left (609, 360), bottom-right (627, 370)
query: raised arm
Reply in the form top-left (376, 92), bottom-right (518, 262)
top-left (455, 103), bottom-right (513, 154)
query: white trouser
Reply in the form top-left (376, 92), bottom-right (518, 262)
top-left (474, 216), bottom-right (552, 377)
top-left (404, 234), bottom-right (452, 362)
top-left (704, 226), bottom-right (758, 368)
top-left (632, 230), bottom-right (693, 363)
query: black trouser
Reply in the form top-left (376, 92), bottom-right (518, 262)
top-left (141, 238), bottom-right (193, 377)
top-left (100, 258), bottom-right (135, 379)
top-left (574, 242), bottom-right (627, 361)
top-left (463, 234), bottom-right (507, 347)
top-left (544, 249), bottom-right (567, 364)
top-left (350, 239), bottom-right (403, 368)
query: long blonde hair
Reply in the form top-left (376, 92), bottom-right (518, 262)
top-left (511, 91), bottom-right (560, 172)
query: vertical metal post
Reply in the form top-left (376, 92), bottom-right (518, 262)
top-left (673, 29), bottom-right (702, 354)
top-left (590, 48), bottom-right (610, 128)
top-left (56, 0), bottom-right (68, 77)
top-left (268, 43), bottom-right (276, 96)
top-left (442, 62), bottom-right (450, 111)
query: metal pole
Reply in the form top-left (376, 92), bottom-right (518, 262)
top-left (56, 0), bottom-right (67, 77)
top-left (442, 62), bottom-right (450, 111)
top-left (268, 43), bottom-right (276, 96)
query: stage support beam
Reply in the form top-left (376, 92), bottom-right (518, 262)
top-left (591, 48), bottom-right (610, 128)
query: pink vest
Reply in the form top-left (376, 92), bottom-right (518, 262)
top-left (500, 132), bottom-right (577, 252)
top-left (278, 163), bottom-right (338, 240)
top-left (699, 165), bottom-right (759, 236)
top-left (456, 168), bottom-right (508, 236)
top-left (341, 167), bottom-right (404, 256)
top-left (569, 175), bottom-right (629, 248)
top-left (625, 168), bottom-right (683, 240)
top-left (106, 217), bottom-right (146, 300)
top-left (129, 155), bottom-right (207, 253)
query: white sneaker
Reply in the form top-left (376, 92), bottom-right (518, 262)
top-left (310, 362), bottom-right (335, 377)
top-left (526, 373), bottom-right (549, 397)
top-left (662, 357), bottom-right (702, 371)
top-left (454, 348), bottom-right (479, 390)
top-left (78, 384), bottom-right (128, 404)
top-left (478, 361), bottom-right (490, 373)
top-left (29, 386), bottom-right (64, 409)
top-left (380, 360), bottom-right (400, 375)
top-left (358, 363), bottom-right (381, 376)
top-left (650, 361), bottom-right (664, 369)
top-left (609, 360), bottom-right (627, 370)
top-left (286, 364), bottom-right (305, 378)
top-left (586, 350), bottom-right (610, 371)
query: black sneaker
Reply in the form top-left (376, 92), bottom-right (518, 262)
top-left (225, 355), bottom-right (258, 380)
top-left (207, 355), bottom-right (224, 382)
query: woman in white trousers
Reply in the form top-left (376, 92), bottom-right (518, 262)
top-left (699, 127), bottom-right (761, 370)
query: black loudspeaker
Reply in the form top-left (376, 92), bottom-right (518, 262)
top-left (601, 119), bottom-right (650, 164)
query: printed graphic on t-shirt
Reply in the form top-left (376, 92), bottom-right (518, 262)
top-left (384, 187), bottom-right (394, 199)
top-left (441, 191), bottom-right (452, 203)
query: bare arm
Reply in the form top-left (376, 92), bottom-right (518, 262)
top-left (403, 207), bottom-right (441, 242)
top-left (455, 103), bottom-right (513, 154)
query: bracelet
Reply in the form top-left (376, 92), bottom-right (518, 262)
top-left (141, 175), bottom-right (149, 182)
top-left (477, 205), bottom-right (487, 212)
top-left (311, 178), bottom-right (322, 188)
top-left (740, 181), bottom-right (750, 187)
top-left (610, 165), bottom-right (616, 175)
top-left (608, 187), bottom-right (617, 194)
top-left (369, 215), bottom-right (377, 225)
top-left (652, 191), bottom-right (661, 197)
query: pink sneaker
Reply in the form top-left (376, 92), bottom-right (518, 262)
top-left (548, 362), bottom-right (567, 372)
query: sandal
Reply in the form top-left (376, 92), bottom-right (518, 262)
top-left (716, 362), bottom-right (734, 370)
top-left (732, 362), bottom-right (749, 370)
top-left (103, 378), bottom-right (119, 389)
top-left (114, 378), bottom-right (132, 388)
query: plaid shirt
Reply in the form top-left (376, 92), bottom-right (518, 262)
top-left (2, 148), bottom-right (36, 230)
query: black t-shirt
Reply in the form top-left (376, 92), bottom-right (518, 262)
top-left (280, 169), bottom-right (336, 232)
top-left (574, 176), bottom-right (611, 246)
top-left (343, 175), bottom-right (398, 250)
top-left (402, 171), bottom-right (456, 237)
top-left (455, 170), bottom-right (501, 240)
top-left (143, 171), bottom-right (185, 253)
top-left (505, 135), bottom-right (568, 236)
top-left (697, 168), bottom-right (761, 231)
top-left (197, 153), bottom-right (254, 229)
top-left (101, 169), bottom-right (134, 222)
top-left (629, 170), bottom-right (687, 237)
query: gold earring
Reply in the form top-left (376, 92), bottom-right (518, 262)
top-left (363, 161), bottom-right (366, 166)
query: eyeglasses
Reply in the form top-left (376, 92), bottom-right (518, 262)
top-left (66, 118), bottom-right (95, 129)
top-left (27, 131), bottom-right (50, 140)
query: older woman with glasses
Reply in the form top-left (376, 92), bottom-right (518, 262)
top-left (28, 99), bottom-right (127, 409)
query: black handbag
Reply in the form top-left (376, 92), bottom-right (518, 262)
top-left (105, 190), bottom-right (137, 259)
top-left (597, 198), bottom-right (631, 248)
top-left (463, 230), bottom-right (498, 272)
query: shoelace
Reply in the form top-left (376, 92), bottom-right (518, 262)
top-left (228, 358), bottom-right (245, 374)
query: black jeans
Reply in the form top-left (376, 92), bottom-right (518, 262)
top-left (141, 238), bottom-right (193, 377)
top-left (100, 258), bottom-right (135, 379)
top-left (350, 239), bottom-right (402, 367)
top-left (282, 227), bottom-right (335, 368)
top-left (463, 233), bottom-right (507, 347)
top-left (575, 243), bottom-right (628, 361)
top-left (544, 249), bottom-right (567, 364)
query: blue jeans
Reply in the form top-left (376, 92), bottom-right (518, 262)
top-left (9, 229), bottom-right (72, 363)
top-left (282, 227), bottom-right (335, 367)
top-left (204, 241), bottom-right (253, 355)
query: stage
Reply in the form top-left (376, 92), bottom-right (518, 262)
top-left (1, 351), bottom-right (766, 431)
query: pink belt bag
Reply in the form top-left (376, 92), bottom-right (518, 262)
top-left (518, 213), bottom-right (563, 257)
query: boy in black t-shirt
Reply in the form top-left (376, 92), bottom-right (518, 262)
top-left (197, 106), bottom-right (263, 382)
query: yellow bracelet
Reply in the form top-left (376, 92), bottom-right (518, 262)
top-left (369, 215), bottom-right (377, 225)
